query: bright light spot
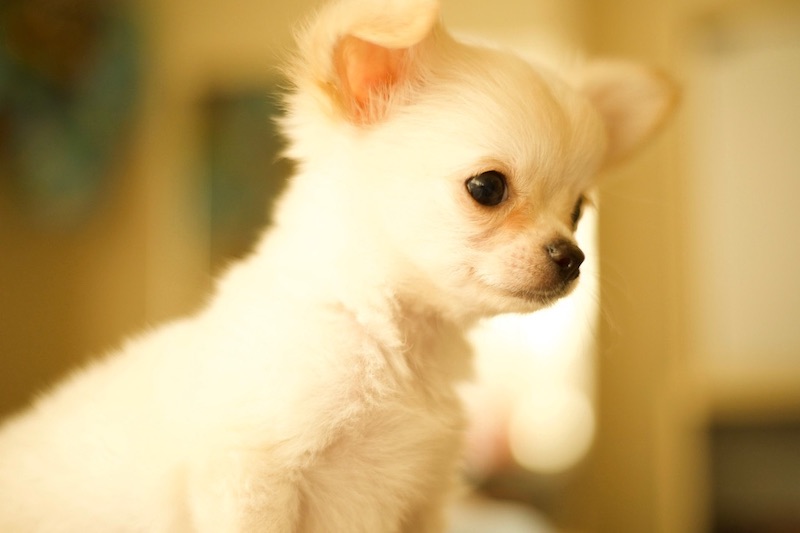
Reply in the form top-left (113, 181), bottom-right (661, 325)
top-left (508, 386), bottom-right (595, 474)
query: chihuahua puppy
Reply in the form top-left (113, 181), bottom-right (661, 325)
top-left (0, 0), bottom-right (675, 531)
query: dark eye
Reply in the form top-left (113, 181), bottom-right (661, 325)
top-left (571, 196), bottom-right (585, 227)
top-left (465, 171), bottom-right (507, 206)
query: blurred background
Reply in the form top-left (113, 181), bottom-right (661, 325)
top-left (1, 0), bottom-right (799, 532)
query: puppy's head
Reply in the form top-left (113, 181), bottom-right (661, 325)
top-left (282, 0), bottom-right (676, 320)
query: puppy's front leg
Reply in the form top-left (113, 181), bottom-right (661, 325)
top-left (186, 449), bottom-right (304, 533)
top-left (400, 472), bottom-right (461, 533)
top-left (401, 498), bottom-right (449, 533)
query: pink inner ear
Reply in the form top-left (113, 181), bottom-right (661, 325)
top-left (335, 36), bottom-right (406, 118)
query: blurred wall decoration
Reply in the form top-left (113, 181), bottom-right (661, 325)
top-left (200, 87), bottom-right (291, 270)
top-left (0, 0), bottom-right (140, 228)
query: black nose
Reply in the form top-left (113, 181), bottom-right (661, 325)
top-left (546, 241), bottom-right (585, 282)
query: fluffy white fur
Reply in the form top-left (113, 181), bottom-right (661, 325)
top-left (0, 0), bottom-right (676, 531)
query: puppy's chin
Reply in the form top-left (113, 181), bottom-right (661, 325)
top-left (512, 282), bottom-right (577, 306)
top-left (493, 278), bottom-right (580, 312)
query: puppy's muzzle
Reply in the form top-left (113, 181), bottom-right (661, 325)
top-left (546, 240), bottom-right (585, 282)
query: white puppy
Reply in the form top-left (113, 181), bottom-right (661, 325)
top-left (0, 0), bottom-right (675, 531)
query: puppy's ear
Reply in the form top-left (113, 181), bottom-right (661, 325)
top-left (296, 0), bottom-right (440, 123)
top-left (579, 61), bottom-right (678, 166)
